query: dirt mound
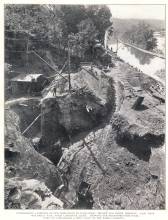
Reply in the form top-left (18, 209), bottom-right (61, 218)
top-left (39, 67), bottom-right (116, 165)
top-left (43, 65), bottom-right (116, 105)
top-left (40, 85), bottom-right (115, 165)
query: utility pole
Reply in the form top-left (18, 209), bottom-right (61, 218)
top-left (25, 7), bottom-right (29, 75)
top-left (91, 42), bottom-right (94, 71)
top-left (68, 40), bottom-right (71, 91)
top-left (116, 38), bottom-right (118, 54)
top-left (26, 37), bottom-right (29, 74)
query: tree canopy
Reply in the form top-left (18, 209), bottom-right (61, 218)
top-left (122, 22), bottom-right (157, 51)
top-left (5, 4), bottom-right (113, 57)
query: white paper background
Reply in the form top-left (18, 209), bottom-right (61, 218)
top-left (0, 1), bottom-right (167, 219)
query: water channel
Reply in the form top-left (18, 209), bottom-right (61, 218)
top-left (109, 33), bottom-right (165, 84)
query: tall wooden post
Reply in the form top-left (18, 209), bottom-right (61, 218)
top-left (91, 43), bottom-right (94, 71)
top-left (68, 40), bottom-right (71, 91)
top-left (41, 102), bottom-right (42, 139)
top-left (116, 38), bottom-right (118, 54)
top-left (26, 37), bottom-right (29, 74)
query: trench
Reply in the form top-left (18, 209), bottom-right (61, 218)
top-left (8, 71), bottom-right (116, 168)
top-left (39, 82), bottom-right (116, 166)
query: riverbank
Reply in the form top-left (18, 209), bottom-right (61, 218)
top-left (109, 34), bottom-right (165, 85)
top-left (118, 40), bottom-right (165, 59)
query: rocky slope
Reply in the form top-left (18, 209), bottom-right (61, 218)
top-left (5, 60), bottom-right (165, 209)
top-left (57, 61), bottom-right (165, 209)
top-left (39, 66), bottom-right (115, 165)
top-left (5, 109), bottom-right (64, 209)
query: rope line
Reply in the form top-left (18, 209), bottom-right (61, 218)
top-left (31, 50), bottom-right (68, 81)
top-left (22, 113), bottom-right (41, 135)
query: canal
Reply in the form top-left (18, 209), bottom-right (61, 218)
top-left (109, 33), bottom-right (165, 84)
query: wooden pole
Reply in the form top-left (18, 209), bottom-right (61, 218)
top-left (41, 102), bottom-right (43, 139)
top-left (32, 50), bottom-right (67, 81)
top-left (116, 38), bottom-right (118, 54)
top-left (83, 139), bottom-right (106, 175)
top-left (26, 37), bottom-right (29, 74)
top-left (22, 113), bottom-right (41, 135)
top-left (68, 40), bottom-right (71, 91)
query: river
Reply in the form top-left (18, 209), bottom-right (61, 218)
top-left (109, 33), bottom-right (165, 84)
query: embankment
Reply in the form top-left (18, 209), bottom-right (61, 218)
top-left (40, 67), bottom-right (116, 165)
top-left (57, 61), bottom-right (165, 209)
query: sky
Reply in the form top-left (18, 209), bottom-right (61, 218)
top-left (108, 5), bottom-right (165, 20)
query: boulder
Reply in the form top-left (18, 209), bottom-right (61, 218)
top-left (5, 110), bottom-right (62, 192)
top-left (5, 178), bottom-right (63, 209)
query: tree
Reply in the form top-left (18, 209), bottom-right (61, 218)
top-left (86, 5), bottom-right (112, 42)
top-left (67, 18), bottom-right (98, 60)
top-left (58, 5), bottom-right (87, 35)
top-left (5, 5), bottom-right (63, 41)
top-left (5, 5), bottom-right (113, 63)
top-left (122, 22), bottom-right (157, 51)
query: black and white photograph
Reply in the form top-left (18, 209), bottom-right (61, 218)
top-left (3, 3), bottom-right (166, 211)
